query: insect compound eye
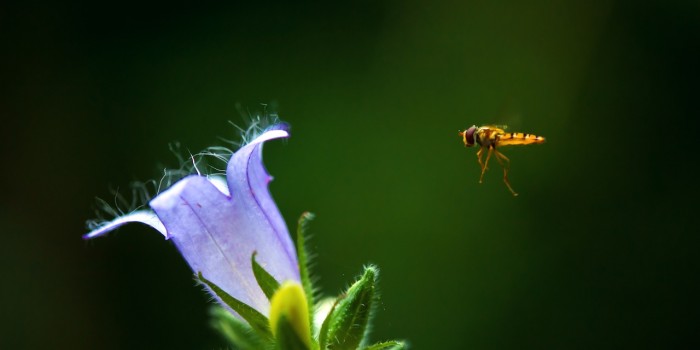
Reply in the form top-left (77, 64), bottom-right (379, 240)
top-left (464, 125), bottom-right (477, 147)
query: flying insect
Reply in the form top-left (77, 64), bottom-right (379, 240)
top-left (459, 125), bottom-right (545, 196)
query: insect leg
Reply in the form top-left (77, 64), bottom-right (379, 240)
top-left (494, 150), bottom-right (518, 196)
top-left (476, 147), bottom-right (484, 170)
top-left (475, 147), bottom-right (485, 183)
top-left (479, 147), bottom-right (494, 184)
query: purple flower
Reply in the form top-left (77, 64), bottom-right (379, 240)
top-left (85, 124), bottom-right (299, 315)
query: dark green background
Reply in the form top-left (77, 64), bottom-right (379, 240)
top-left (2, 1), bottom-right (698, 349)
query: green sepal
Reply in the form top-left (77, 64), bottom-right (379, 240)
top-left (210, 305), bottom-right (267, 350)
top-left (197, 272), bottom-right (272, 341)
top-left (275, 314), bottom-right (312, 350)
top-left (323, 265), bottom-right (378, 350)
top-left (296, 212), bottom-right (316, 332)
top-left (252, 251), bottom-right (281, 300)
top-left (318, 298), bottom-right (340, 350)
top-left (361, 340), bottom-right (407, 350)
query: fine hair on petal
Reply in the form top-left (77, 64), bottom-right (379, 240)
top-left (86, 181), bottom-right (158, 231)
top-left (229, 102), bottom-right (284, 147)
top-left (87, 104), bottom-right (286, 230)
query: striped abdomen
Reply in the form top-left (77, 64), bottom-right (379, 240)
top-left (497, 132), bottom-right (546, 146)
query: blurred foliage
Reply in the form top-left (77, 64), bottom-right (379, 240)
top-left (1, 0), bottom-right (698, 349)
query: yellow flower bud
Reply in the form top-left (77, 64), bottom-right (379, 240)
top-left (269, 281), bottom-right (311, 348)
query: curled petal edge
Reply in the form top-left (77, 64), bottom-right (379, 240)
top-left (83, 210), bottom-right (168, 239)
top-left (83, 127), bottom-right (289, 243)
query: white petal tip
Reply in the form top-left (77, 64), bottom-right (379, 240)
top-left (84, 210), bottom-right (168, 239)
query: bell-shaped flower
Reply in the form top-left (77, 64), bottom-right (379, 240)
top-left (84, 124), bottom-right (298, 316)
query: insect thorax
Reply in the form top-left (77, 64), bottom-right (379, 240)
top-left (475, 130), bottom-right (497, 148)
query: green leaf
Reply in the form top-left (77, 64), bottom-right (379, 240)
top-left (361, 340), bottom-right (407, 350)
top-left (197, 272), bottom-right (272, 340)
top-left (252, 251), bottom-right (281, 300)
top-left (318, 298), bottom-right (341, 350)
top-left (296, 212), bottom-right (316, 331)
top-left (210, 306), bottom-right (267, 350)
top-left (324, 265), bottom-right (378, 350)
top-left (275, 314), bottom-right (312, 350)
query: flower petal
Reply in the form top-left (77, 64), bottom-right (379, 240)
top-left (149, 126), bottom-right (297, 315)
top-left (227, 125), bottom-right (298, 285)
top-left (83, 210), bottom-right (167, 239)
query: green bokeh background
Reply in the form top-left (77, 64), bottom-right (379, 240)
top-left (2, 1), bottom-right (698, 349)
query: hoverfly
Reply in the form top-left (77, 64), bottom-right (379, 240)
top-left (459, 125), bottom-right (545, 196)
